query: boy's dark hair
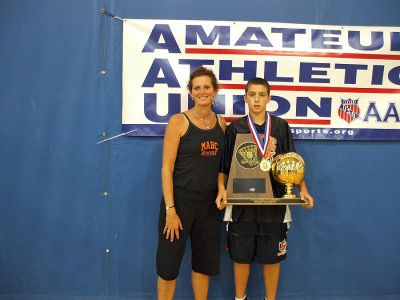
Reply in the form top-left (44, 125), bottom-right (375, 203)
top-left (187, 66), bottom-right (219, 92)
top-left (245, 77), bottom-right (270, 95)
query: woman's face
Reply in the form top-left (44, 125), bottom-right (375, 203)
top-left (190, 75), bottom-right (218, 107)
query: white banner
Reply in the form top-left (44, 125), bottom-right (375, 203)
top-left (122, 19), bottom-right (400, 140)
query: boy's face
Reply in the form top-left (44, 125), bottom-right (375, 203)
top-left (244, 84), bottom-right (271, 114)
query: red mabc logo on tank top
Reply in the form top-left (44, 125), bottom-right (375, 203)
top-left (200, 140), bottom-right (219, 156)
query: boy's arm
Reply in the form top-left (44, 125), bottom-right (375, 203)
top-left (215, 122), bottom-right (235, 210)
top-left (215, 172), bottom-right (228, 210)
top-left (298, 180), bottom-right (314, 209)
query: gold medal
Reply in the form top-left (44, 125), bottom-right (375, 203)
top-left (260, 158), bottom-right (271, 172)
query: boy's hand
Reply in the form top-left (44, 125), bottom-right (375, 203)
top-left (300, 191), bottom-right (314, 209)
top-left (215, 188), bottom-right (228, 210)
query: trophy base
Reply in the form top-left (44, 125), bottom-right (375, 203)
top-left (226, 197), bottom-right (306, 205)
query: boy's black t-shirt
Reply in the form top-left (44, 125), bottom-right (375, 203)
top-left (221, 115), bottom-right (296, 223)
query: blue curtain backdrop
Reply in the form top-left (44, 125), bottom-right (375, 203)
top-left (1, 0), bottom-right (400, 299)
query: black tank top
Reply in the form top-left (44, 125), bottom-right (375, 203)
top-left (173, 113), bottom-right (225, 193)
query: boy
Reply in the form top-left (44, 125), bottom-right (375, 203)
top-left (215, 78), bottom-right (314, 300)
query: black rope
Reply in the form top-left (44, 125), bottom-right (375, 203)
top-left (101, 8), bottom-right (124, 21)
top-left (105, 249), bottom-right (111, 300)
top-left (103, 136), bottom-right (109, 197)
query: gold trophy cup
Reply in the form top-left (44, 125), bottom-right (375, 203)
top-left (271, 152), bottom-right (305, 199)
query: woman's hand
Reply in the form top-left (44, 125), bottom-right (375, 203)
top-left (163, 208), bottom-right (183, 242)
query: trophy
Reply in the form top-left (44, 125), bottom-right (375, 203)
top-left (226, 134), bottom-right (306, 205)
top-left (271, 152), bottom-right (305, 199)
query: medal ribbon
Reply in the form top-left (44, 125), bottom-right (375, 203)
top-left (247, 112), bottom-right (271, 158)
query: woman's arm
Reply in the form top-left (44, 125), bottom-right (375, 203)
top-left (161, 114), bottom-right (187, 242)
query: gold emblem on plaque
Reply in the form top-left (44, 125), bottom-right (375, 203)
top-left (235, 142), bottom-right (262, 169)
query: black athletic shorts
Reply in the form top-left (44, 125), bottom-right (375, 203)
top-left (227, 221), bottom-right (288, 264)
top-left (156, 189), bottom-right (221, 280)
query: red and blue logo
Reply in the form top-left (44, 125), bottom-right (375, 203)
top-left (338, 99), bottom-right (360, 123)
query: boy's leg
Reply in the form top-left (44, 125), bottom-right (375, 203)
top-left (228, 222), bottom-right (255, 299)
top-left (257, 223), bottom-right (288, 300)
top-left (263, 263), bottom-right (280, 300)
top-left (234, 262), bottom-right (250, 299)
top-left (192, 271), bottom-right (209, 300)
top-left (157, 276), bottom-right (176, 300)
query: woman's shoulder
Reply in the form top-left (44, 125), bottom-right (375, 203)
top-left (166, 113), bottom-right (189, 136)
top-left (168, 112), bottom-right (186, 123)
top-left (217, 114), bottom-right (227, 131)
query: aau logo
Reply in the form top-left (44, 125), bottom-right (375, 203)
top-left (277, 239), bottom-right (287, 256)
top-left (338, 99), bottom-right (360, 124)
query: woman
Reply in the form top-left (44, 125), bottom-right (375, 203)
top-left (156, 66), bottom-right (226, 300)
